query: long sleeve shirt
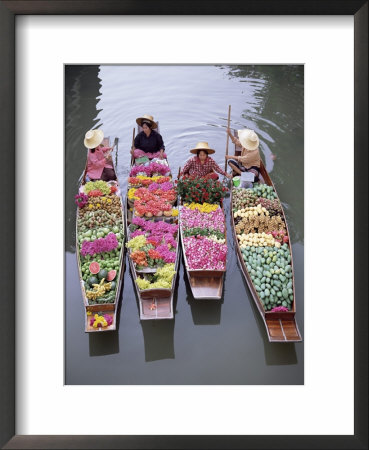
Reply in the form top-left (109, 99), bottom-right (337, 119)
top-left (181, 156), bottom-right (227, 178)
top-left (134, 130), bottom-right (165, 154)
top-left (86, 146), bottom-right (113, 179)
top-left (232, 137), bottom-right (261, 169)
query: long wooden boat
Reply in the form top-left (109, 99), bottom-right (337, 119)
top-left (229, 130), bottom-right (302, 342)
top-left (125, 124), bottom-right (180, 319)
top-left (179, 199), bottom-right (226, 300)
top-left (75, 136), bottom-right (125, 332)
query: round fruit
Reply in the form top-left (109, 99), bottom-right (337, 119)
top-left (88, 276), bottom-right (98, 286)
top-left (107, 270), bottom-right (117, 281)
top-left (97, 269), bottom-right (108, 280)
top-left (110, 281), bottom-right (116, 290)
top-left (89, 261), bottom-right (100, 274)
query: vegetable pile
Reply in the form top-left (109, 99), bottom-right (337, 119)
top-left (76, 180), bottom-right (124, 309)
top-left (126, 158), bottom-right (178, 292)
top-left (232, 183), bottom-right (294, 311)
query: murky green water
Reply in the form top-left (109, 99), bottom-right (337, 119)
top-left (65, 65), bottom-right (304, 384)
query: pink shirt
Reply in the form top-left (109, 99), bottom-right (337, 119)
top-left (86, 146), bottom-right (113, 179)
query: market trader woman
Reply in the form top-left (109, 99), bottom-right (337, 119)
top-left (180, 142), bottom-right (232, 180)
top-left (131, 114), bottom-right (167, 160)
top-left (84, 129), bottom-right (117, 182)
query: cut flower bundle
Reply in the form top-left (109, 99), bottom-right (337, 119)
top-left (180, 202), bottom-right (227, 271)
top-left (127, 158), bottom-right (178, 292)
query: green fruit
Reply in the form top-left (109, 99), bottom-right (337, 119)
top-left (98, 269), bottom-right (108, 280)
top-left (88, 276), bottom-right (98, 286)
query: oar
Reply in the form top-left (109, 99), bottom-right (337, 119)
top-left (224, 104), bottom-right (231, 171)
top-left (131, 127), bottom-right (136, 165)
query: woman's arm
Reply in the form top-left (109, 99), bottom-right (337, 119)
top-left (89, 151), bottom-right (106, 169)
top-left (157, 133), bottom-right (165, 152)
top-left (227, 128), bottom-right (242, 147)
top-left (180, 158), bottom-right (193, 176)
top-left (210, 158), bottom-right (232, 178)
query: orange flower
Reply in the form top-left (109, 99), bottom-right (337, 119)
top-left (131, 250), bottom-right (148, 266)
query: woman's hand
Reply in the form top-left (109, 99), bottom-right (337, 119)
top-left (225, 173), bottom-right (232, 179)
top-left (159, 149), bottom-right (164, 160)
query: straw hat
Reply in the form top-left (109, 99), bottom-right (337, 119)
top-left (189, 142), bottom-right (215, 155)
top-left (136, 114), bottom-right (158, 129)
top-left (238, 129), bottom-right (259, 150)
top-left (84, 129), bottom-right (104, 149)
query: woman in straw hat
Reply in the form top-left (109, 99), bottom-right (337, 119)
top-left (225, 128), bottom-right (261, 181)
top-left (180, 142), bottom-right (232, 180)
top-left (131, 114), bottom-right (166, 160)
top-left (84, 129), bottom-right (117, 182)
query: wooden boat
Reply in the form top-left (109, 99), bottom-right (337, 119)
top-left (178, 185), bottom-right (226, 300)
top-left (75, 136), bottom-right (125, 332)
top-left (228, 130), bottom-right (302, 342)
top-left (179, 203), bottom-right (226, 300)
top-left (125, 124), bottom-right (180, 319)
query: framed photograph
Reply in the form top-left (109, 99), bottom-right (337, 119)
top-left (1, 1), bottom-right (367, 449)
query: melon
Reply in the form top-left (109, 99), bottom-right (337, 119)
top-left (89, 261), bottom-right (100, 274)
top-left (88, 276), bottom-right (99, 287)
top-left (107, 270), bottom-right (117, 281)
top-left (97, 269), bottom-right (108, 280)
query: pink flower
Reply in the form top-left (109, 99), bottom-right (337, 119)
top-left (81, 233), bottom-right (118, 257)
top-left (270, 306), bottom-right (290, 312)
top-left (183, 236), bottom-right (227, 270)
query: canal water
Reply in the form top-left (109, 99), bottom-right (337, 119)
top-left (65, 65), bottom-right (304, 384)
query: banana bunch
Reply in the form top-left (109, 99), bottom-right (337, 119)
top-left (86, 278), bottom-right (112, 300)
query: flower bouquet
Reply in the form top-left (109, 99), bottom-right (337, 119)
top-left (126, 233), bottom-right (177, 271)
top-left (176, 176), bottom-right (228, 204)
top-left (180, 204), bottom-right (227, 271)
top-left (130, 162), bottom-right (171, 178)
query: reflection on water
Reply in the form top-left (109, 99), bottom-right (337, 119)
top-left (65, 65), bottom-right (304, 385)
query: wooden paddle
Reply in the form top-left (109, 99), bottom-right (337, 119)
top-left (131, 127), bottom-right (136, 165)
top-left (224, 105), bottom-right (231, 171)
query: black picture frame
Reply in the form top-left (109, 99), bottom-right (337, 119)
top-left (1, 1), bottom-right (367, 449)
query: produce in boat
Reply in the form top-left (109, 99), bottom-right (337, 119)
top-left (177, 176), bottom-right (228, 300)
top-left (125, 123), bottom-right (180, 319)
top-left (75, 137), bottom-right (125, 332)
top-left (228, 125), bottom-right (302, 342)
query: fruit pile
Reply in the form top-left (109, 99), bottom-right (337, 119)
top-left (252, 183), bottom-right (278, 200)
top-left (76, 180), bottom-right (124, 306)
top-left (232, 182), bottom-right (294, 311)
top-left (255, 197), bottom-right (282, 216)
top-left (240, 244), bottom-right (294, 311)
top-left (232, 188), bottom-right (258, 209)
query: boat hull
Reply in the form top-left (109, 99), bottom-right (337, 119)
top-left (126, 138), bottom-right (179, 320)
top-left (230, 137), bottom-right (302, 342)
top-left (75, 137), bottom-right (125, 332)
top-left (179, 203), bottom-right (226, 300)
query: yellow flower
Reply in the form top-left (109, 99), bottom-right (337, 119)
top-left (97, 203), bottom-right (101, 208)
top-left (88, 204), bottom-right (93, 209)
top-left (87, 311), bottom-right (92, 316)
top-left (128, 188), bottom-right (138, 200)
